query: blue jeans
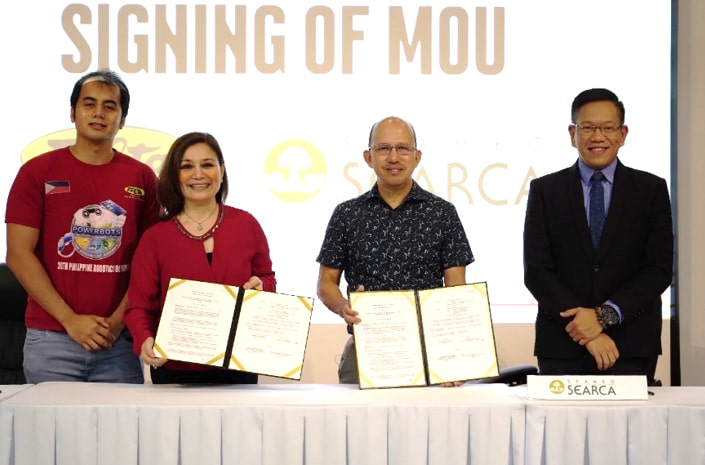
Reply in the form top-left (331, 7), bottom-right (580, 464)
top-left (24, 328), bottom-right (144, 383)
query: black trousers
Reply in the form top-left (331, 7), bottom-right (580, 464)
top-left (538, 355), bottom-right (656, 384)
top-left (150, 366), bottom-right (257, 385)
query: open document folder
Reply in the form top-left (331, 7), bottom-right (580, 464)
top-left (154, 278), bottom-right (314, 380)
top-left (351, 281), bottom-right (499, 389)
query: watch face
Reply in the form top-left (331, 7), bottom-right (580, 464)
top-left (600, 305), bottom-right (619, 327)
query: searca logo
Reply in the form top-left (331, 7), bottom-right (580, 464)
top-left (549, 379), bottom-right (565, 394)
top-left (20, 127), bottom-right (176, 176)
top-left (263, 139), bottom-right (326, 203)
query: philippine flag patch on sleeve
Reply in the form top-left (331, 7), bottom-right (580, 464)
top-left (45, 181), bottom-right (71, 195)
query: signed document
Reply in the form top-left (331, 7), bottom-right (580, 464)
top-left (154, 278), bottom-right (314, 380)
top-left (350, 282), bottom-right (498, 389)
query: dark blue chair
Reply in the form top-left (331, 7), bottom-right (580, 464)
top-left (0, 263), bottom-right (28, 384)
top-left (472, 364), bottom-right (538, 386)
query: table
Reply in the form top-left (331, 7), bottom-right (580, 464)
top-left (0, 382), bottom-right (525, 465)
top-left (522, 386), bottom-right (705, 465)
top-left (4, 383), bottom-right (704, 465)
top-left (0, 385), bottom-right (31, 404)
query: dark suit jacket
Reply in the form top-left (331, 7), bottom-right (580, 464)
top-left (523, 159), bottom-right (673, 359)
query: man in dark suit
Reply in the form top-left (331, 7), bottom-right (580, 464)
top-left (523, 88), bottom-right (673, 380)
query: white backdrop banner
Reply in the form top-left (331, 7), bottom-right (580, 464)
top-left (0, 1), bottom-right (671, 323)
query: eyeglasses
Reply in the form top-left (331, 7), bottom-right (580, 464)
top-left (575, 124), bottom-right (623, 135)
top-left (369, 144), bottom-right (417, 156)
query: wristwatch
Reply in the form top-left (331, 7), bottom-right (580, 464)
top-left (595, 304), bottom-right (620, 329)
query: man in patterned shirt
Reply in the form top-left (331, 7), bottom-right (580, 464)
top-left (316, 116), bottom-right (474, 384)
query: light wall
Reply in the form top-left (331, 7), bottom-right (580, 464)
top-left (676, 0), bottom-right (705, 386)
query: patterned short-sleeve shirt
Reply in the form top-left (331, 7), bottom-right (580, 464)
top-left (316, 181), bottom-right (474, 292)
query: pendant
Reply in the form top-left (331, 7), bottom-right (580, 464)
top-left (197, 223), bottom-right (204, 231)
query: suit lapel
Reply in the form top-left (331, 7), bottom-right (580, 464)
top-left (567, 163), bottom-right (595, 258)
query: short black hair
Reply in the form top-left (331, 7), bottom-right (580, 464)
top-left (571, 88), bottom-right (625, 125)
top-left (70, 69), bottom-right (131, 117)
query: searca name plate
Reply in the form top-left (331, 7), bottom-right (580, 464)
top-left (526, 375), bottom-right (649, 400)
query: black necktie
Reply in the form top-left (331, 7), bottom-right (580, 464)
top-left (589, 171), bottom-right (606, 248)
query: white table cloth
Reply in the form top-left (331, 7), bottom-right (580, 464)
top-left (522, 386), bottom-right (705, 465)
top-left (0, 385), bottom-right (31, 404)
top-left (0, 382), bottom-right (525, 465)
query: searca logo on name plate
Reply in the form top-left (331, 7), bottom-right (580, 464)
top-left (548, 378), bottom-right (617, 396)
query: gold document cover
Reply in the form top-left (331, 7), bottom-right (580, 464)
top-left (154, 278), bottom-right (314, 380)
top-left (351, 282), bottom-right (499, 389)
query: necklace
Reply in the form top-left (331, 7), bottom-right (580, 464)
top-left (181, 205), bottom-right (218, 231)
top-left (174, 204), bottom-right (224, 241)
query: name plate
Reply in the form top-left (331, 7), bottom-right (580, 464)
top-left (526, 375), bottom-right (648, 400)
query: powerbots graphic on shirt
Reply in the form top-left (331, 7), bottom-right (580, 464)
top-left (57, 200), bottom-right (126, 260)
